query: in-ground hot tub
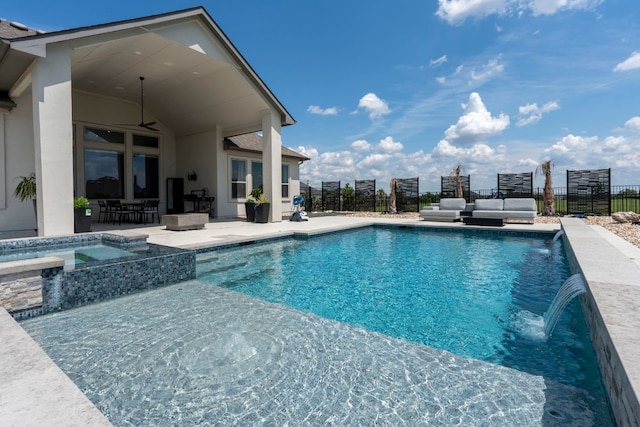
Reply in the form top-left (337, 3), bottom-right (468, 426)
top-left (0, 233), bottom-right (195, 320)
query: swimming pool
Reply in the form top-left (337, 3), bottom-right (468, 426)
top-left (195, 227), bottom-right (614, 424)
top-left (19, 226), bottom-right (615, 425)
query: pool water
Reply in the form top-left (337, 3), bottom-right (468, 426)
top-left (18, 227), bottom-right (615, 425)
top-left (0, 243), bottom-right (136, 268)
top-left (195, 227), bottom-right (614, 425)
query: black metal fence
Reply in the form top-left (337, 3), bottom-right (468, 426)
top-left (566, 168), bottom-right (611, 215)
top-left (355, 180), bottom-right (376, 211)
top-left (301, 180), bottom-right (640, 215)
top-left (441, 175), bottom-right (470, 200)
top-left (498, 172), bottom-right (533, 198)
top-left (395, 178), bottom-right (420, 212)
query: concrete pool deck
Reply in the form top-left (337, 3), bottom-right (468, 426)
top-left (0, 216), bottom-right (638, 425)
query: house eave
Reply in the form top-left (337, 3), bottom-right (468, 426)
top-left (7, 6), bottom-right (295, 128)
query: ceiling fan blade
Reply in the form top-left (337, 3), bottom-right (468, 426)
top-left (141, 123), bottom-right (159, 132)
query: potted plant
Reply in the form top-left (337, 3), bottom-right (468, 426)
top-left (244, 187), bottom-right (263, 222)
top-left (254, 193), bottom-right (271, 223)
top-left (74, 196), bottom-right (92, 233)
top-left (244, 198), bottom-right (256, 222)
top-left (13, 173), bottom-right (37, 229)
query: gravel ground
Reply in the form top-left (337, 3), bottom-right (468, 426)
top-left (340, 211), bottom-right (640, 249)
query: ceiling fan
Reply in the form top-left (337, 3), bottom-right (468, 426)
top-left (117, 76), bottom-right (158, 131)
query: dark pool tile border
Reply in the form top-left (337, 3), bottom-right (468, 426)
top-left (0, 232), bottom-right (147, 254)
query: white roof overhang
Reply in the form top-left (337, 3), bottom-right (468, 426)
top-left (7, 7), bottom-right (295, 137)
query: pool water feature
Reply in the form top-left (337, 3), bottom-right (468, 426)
top-left (0, 242), bottom-right (136, 268)
top-left (194, 227), bottom-right (614, 425)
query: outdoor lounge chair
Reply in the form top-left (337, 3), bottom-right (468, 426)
top-left (471, 198), bottom-right (537, 223)
top-left (419, 198), bottom-right (467, 222)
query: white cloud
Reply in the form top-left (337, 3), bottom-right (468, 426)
top-left (436, 76), bottom-right (447, 84)
top-left (436, 0), bottom-right (603, 25)
top-left (430, 55), bottom-right (448, 67)
top-left (433, 140), bottom-right (503, 165)
top-left (307, 105), bottom-right (338, 115)
top-left (443, 92), bottom-right (510, 144)
top-left (436, 0), bottom-right (512, 25)
top-left (529, 0), bottom-right (604, 16)
top-left (351, 140), bottom-right (372, 151)
top-left (545, 134), bottom-right (597, 154)
top-left (377, 136), bottom-right (404, 153)
top-left (517, 158), bottom-right (540, 167)
top-left (357, 93), bottom-right (391, 119)
top-left (358, 153), bottom-right (393, 170)
top-left (615, 52), bottom-right (640, 72)
top-left (625, 116), bottom-right (640, 131)
top-left (470, 56), bottom-right (504, 82)
top-left (516, 101), bottom-right (559, 126)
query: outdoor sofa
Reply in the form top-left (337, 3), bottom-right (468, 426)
top-left (419, 198), bottom-right (468, 222)
top-left (471, 198), bottom-right (537, 224)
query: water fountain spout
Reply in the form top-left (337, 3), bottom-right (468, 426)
top-left (543, 273), bottom-right (587, 336)
top-left (552, 229), bottom-right (565, 243)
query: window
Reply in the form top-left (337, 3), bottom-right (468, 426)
top-left (251, 161), bottom-right (263, 192)
top-left (133, 134), bottom-right (159, 148)
top-left (84, 127), bottom-right (125, 145)
top-left (133, 154), bottom-right (159, 198)
top-left (282, 164), bottom-right (290, 198)
top-left (80, 127), bottom-right (159, 200)
top-left (231, 159), bottom-right (247, 199)
top-left (85, 149), bottom-right (125, 199)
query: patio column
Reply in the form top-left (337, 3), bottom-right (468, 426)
top-left (31, 45), bottom-right (74, 236)
top-left (262, 109), bottom-right (282, 223)
top-left (0, 113), bottom-right (5, 210)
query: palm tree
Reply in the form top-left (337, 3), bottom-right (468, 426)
top-left (451, 164), bottom-right (465, 199)
top-left (536, 160), bottom-right (555, 216)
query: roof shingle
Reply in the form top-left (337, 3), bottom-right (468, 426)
top-left (225, 133), bottom-right (310, 161)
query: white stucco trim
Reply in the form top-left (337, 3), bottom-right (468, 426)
top-left (0, 113), bottom-right (5, 210)
top-left (31, 46), bottom-right (75, 236)
top-left (262, 110), bottom-right (282, 223)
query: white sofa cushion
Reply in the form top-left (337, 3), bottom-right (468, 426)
top-left (474, 199), bottom-right (503, 210)
top-left (503, 198), bottom-right (537, 211)
top-left (420, 209), bottom-right (460, 221)
top-left (439, 198), bottom-right (466, 210)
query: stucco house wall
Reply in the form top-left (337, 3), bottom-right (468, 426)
top-left (2, 89), bottom-right (36, 231)
top-left (0, 7), bottom-right (300, 235)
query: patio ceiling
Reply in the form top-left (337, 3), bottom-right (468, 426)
top-left (71, 32), bottom-right (273, 138)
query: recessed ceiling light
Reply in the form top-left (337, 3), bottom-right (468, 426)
top-left (114, 86), bottom-right (124, 90)
top-left (193, 71), bottom-right (199, 75)
top-left (163, 61), bottom-right (174, 67)
top-left (134, 51), bottom-right (143, 55)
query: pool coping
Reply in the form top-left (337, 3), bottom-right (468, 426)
top-left (0, 217), bottom-right (638, 426)
top-left (560, 218), bottom-right (640, 426)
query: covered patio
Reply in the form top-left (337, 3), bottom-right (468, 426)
top-left (0, 7), bottom-right (295, 237)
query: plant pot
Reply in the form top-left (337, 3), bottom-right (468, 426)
top-left (74, 207), bottom-right (92, 233)
top-left (255, 203), bottom-right (270, 223)
top-left (245, 203), bottom-right (256, 222)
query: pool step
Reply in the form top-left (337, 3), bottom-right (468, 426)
top-left (216, 266), bottom-right (276, 288)
top-left (196, 260), bottom-right (248, 276)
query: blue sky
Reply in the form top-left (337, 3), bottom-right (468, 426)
top-left (4, 1), bottom-right (640, 191)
